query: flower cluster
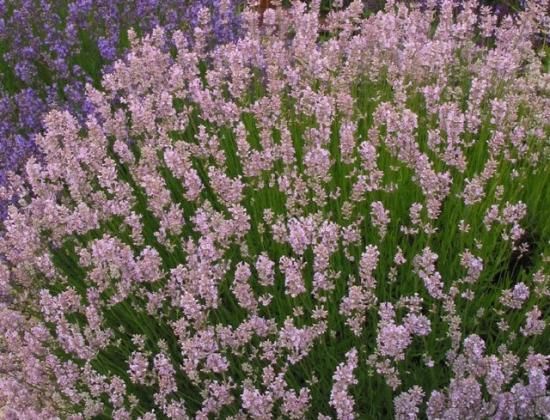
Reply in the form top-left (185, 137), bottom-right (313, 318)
top-left (0, 0), bottom-right (242, 220)
top-left (1, 1), bottom-right (549, 418)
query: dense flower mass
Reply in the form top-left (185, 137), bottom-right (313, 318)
top-left (0, 0), bottom-right (242, 220)
top-left (1, 0), bottom-right (549, 418)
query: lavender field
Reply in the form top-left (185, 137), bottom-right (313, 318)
top-left (0, 1), bottom-right (549, 418)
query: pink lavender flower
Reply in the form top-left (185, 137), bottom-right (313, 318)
top-left (394, 386), bottom-right (425, 420)
top-left (521, 306), bottom-right (546, 337)
top-left (330, 348), bottom-right (359, 420)
top-left (241, 387), bottom-right (274, 419)
top-left (500, 282), bottom-right (530, 309)
top-left (370, 201), bottom-right (391, 239)
top-left (413, 248), bottom-right (445, 299)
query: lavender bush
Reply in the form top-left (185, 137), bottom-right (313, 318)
top-left (0, 0), bottom-right (242, 220)
top-left (1, 0), bottom-right (549, 418)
